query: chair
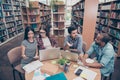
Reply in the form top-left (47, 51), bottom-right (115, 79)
top-left (82, 41), bottom-right (87, 54)
top-left (7, 46), bottom-right (25, 80)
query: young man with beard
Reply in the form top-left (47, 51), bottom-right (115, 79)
top-left (63, 26), bottom-right (83, 60)
top-left (83, 33), bottom-right (115, 80)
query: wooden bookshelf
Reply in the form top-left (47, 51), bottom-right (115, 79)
top-left (22, 1), bottom-right (51, 32)
top-left (71, 0), bottom-right (85, 34)
top-left (96, 0), bottom-right (120, 55)
top-left (39, 2), bottom-right (51, 30)
top-left (52, 2), bottom-right (65, 48)
top-left (0, 0), bottom-right (24, 45)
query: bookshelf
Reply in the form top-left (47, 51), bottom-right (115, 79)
top-left (39, 2), bottom-right (51, 30)
top-left (22, 1), bottom-right (51, 32)
top-left (52, 2), bottom-right (65, 48)
top-left (96, 0), bottom-right (120, 56)
top-left (12, 0), bottom-right (23, 34)
top-left (0, 0), bottom-right (24, 45)
top-left (71, 0), bottom-right (85, 34)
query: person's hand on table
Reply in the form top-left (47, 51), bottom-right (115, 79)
top-left (34, 55), bottom-right (39, 59)
top-left (22, 54), bottom-right (28, 59)
top-left (82, 58), bottom-right (88, 66)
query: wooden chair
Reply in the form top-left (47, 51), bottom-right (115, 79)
top-left (7, 46), bottom-right (25, 80)
top-left (82, 41), bottom-right (87, 54)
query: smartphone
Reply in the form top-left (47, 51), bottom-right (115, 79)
top-left (75, 69), bottom-right (83, 76)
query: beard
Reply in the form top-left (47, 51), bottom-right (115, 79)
top-left (95, 42), bottom-right (100, 46)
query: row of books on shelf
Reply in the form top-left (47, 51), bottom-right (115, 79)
top-left (39, 4), bottom-right (50, 10)
top-left (109, 20), bottom-right (120, 28)
top-left (4, 12), bottom-right (13, 16)
top-left (3, 4), bottom-right (12, 10)
top-left (0, 30), bottom-right (7, 37)
top-left (16, 20), bottom-right (22, 25)
top-left (111, 39), bottom-right (119, 49)
top-left (99, 12), bottom-right (109, 18)
top-left (17, 26), bottom-right (23, 31)
top-left (72, 2), bottom-right (84, 10)
top-left (0, 5), bottom-right (2, 10)
top-left (41, 16), bottom-right (50, 21)
top-left (54, 30), bottom-right (64, 36)
top-left (2, 0), bottom-right (11, 4)
top-left (73, 11), bottom-right (84, 18)
top-left (22, 9), bottom-right (27, 14)
top-left (13, 6), bottom-right (20, 11)
top-left (53, 15), bottom-right (64, 21)
top-left (0, 24), bottom-right (5, 31)
top-left (5, 16), bottom-right (14, 22)
top-left (0, 11), bottom-right (2, 17)
top-left (40, 12), bottom-right (51, 16)
top-left (29, 9), bottom-right (39, 15)
top-left (100, 2), bottom-right (120, 10)
top-left (111, 2), bottom-right (120, 10)
top-left (100, 18), bottom-right (108, 25)
top-left (97, 24), bottom-right (108, 32)
top-left (21, 2), bottom-right (26, 7)
top-left (109, 28), bottom-right (120, 39)
top-left (0, 17), bottom-right (3, 22)
top-left (6, 22), bottom-right (15, 28)
top-left (53, 23), bottom-right (64, 29)
top-left (14, 12), bottom-right (21, 15)
top-left (13, 1), bottom-right (20, 6)
top-left (110, 12), bottom-right (120, 19)
top-left (15, 16), bottom-right (22, 20)
top-left (29, 16), bottom-right (37, 22)
top-left (8, 27), bottom-right (16, 33)
top-left (0, 36), bottom-right (7, 43)
top-left (9, 32), bottom-right (16, 38)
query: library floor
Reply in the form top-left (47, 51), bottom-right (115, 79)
top-left (0, 33), bottom-right (120, 80)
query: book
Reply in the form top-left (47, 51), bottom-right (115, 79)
top-left (45, 72), bottom-right (67, 80)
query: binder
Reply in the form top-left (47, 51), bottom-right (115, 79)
top-left (45, 72), bottom-right (67, 80)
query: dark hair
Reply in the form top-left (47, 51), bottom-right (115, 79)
top-left (68, 26), bottom-right (77, 34)
top-left (39, 28), bottom-right (49, 38)
top-left (24, 26), bottom-right (35, 40)
top-left (100, 33), bottom-right (111, 44)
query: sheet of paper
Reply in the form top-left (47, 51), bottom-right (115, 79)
top-left (32, 68), bottom-right (50, 80)
top-left (86, 58), bottom-right (94, 63)
top-left (74, 66), bottom-right (97, 80)
top-left (73, 77), bottom-right (84, 80)
top-left (23, 60), bottom-right (43, 73)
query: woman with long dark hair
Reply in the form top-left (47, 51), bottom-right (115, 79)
top-left (21, 26), bottom-right (39, 68)
top-left (36, 28), bottom-right (58, 50)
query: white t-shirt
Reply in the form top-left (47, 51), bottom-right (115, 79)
top-left (42, 37), bottom-right (52, 49)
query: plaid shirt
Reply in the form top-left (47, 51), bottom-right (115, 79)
top-left (36, 37), bottom-right (58, 50)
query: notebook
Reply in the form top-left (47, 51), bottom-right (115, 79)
top-left (39, 48), bottom-right (60, 61)
top-left (23, 60), bottom-right (43, 73)
top-left (45, 72), bottom-right (67, 80)
top-left (74, 66), bottom-right (97, 80)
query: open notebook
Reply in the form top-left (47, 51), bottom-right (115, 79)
top-left (23, 60), bottom-right (43, 73)
top-left (74, 66), bottom-right (97, 80)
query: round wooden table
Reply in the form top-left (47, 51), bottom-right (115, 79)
top-left (25, 59), bottom-right (101, 80)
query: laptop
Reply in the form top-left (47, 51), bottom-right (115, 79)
top-left (39, 48), bottom-right (60, 61)
top-left (61, 50), bottom-right (79, 61)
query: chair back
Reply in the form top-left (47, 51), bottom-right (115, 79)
top-left (82, 41), bottom-right (87, 54)
top-left (7, 46), bottom-right (22, 65)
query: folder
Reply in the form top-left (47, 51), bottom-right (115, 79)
top-left (45, 72), bottom-right (67, 80)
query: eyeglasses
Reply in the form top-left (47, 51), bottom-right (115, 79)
top-left (40, 32), bottom-right (46, 34)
